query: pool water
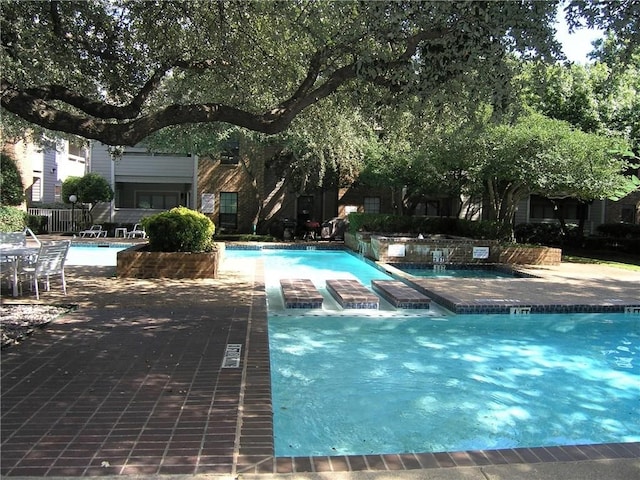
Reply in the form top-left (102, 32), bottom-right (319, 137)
top-left (65, 243), bottom-right (130, 266)
top-left (228, 248), bottom-right (640, 457)
top-left (393, 265), bottom-right (515, 278)
top-left (270, 313), bottom-right (639, 456)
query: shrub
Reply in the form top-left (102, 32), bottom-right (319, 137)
top-left (346, 213), bottom-right (505, 240)
top-left (514, 223), bottom-right (563, 245)
top-left (0, 153), bottom-right (25, 206)
top-left (0, 206), bottom-right (26, 232)
top-left (26, 214), bottom-right (48, 234)
top-left (596, 222), bottom-right (640, 238)
top-left (142, 206), bottom-right (216, 252)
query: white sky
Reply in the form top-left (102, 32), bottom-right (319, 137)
top-left (555, 12), bottom-right (604, 63)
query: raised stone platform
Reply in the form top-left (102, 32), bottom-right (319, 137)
top-left (326, 279), bottom-right (379, 309)
top-left (371, 280), bottom-right (431, 309)
top-left (280, 278), bottom-right (324, 309)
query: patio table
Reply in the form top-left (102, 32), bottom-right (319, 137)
top-left (1, 245), bottom-right (39, 297)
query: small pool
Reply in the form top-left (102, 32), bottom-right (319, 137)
top-left (390, 263), bottom-right (521, 279)
top-left (66, 243), bottom-right (131, 266)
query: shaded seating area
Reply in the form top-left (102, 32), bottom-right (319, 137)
top-left (326, 278), bottom-right (379, 309)
top-left (79, 225), bottom-right (107, 238)
top-left (371, 280), bottom-right (431, 309)
top-left (280, 279), bottom-right (323, 308)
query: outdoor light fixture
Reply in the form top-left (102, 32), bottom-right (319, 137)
top-left (69, 194), bottom-right (77, 232)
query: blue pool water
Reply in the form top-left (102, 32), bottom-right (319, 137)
top-left (229, 248), bottom-right (640, 456)
top-left (66, 243), bottom-right (130, 266)
top-left (270, 313), bottom-right (639, 456)
top-left (394, 266), bottom-right (515, 278)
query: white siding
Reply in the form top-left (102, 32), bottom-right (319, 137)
top-left (91, 143), bottom-right (194, 184)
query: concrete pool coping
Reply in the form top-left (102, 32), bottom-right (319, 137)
top-left (1, 240), bottom-right (639, 478)
top-left (376, 260), bottom-right (640, 314)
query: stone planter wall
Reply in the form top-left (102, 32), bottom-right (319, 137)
top-left (117, 243), bottom-right (225, 278)
top-left (345, 232), bottom-right (561, 265)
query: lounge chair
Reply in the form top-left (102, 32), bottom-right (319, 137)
top-left (17, 241), bottom-right (71, 299)
top-left (126, 223), bottom-right (146, 238)
top-left (79, 225), bottom-right (107, 238)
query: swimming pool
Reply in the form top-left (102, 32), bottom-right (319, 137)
top-left (390, 264), bottom-right (520, 279)
top-left (227, 248), bottom-right (640, 457)
top-left (65, 243), bottom-right (131, 266)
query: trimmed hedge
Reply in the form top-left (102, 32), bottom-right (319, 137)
top-left (346, 213), bottom-right (505, 240)
top-left (142, 206), bottom-right (216, 252)
top-left (596, 222), bottom-right (640, 238)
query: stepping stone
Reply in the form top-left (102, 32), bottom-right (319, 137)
top-left (371, 280), bottom-right (431, 309)
top-left (326, 279), bottom-right (379, 309)
top-left (280, 279), bottom-right (323, 308)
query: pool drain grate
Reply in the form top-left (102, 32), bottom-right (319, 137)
top-left (222, 344), bottom-right (242, 368)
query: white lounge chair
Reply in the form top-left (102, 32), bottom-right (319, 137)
top-left (17, 241), bottom-right (71, 299)
top-left (126, 223), bottom-right (146, 238)
top-left (79, 225), bottom-right (107, 238)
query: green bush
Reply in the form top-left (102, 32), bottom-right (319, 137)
top-left (0, 153), bottom-right (25, 206)
top-left (0, 206), bottom-right (26, 232)
top-left (26, 214), bottom-right (48, 234)
top-left (596, 222), bottom-right (640, 238)
top-left (514, 223), bottom-right (563, 245)
top-left (346, 213), bottom-right (505, 240)
top-left (142, 206), bottom-right (216, 252)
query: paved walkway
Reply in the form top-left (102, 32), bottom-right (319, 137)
top-left (1, 247), bottom-right (639, 479)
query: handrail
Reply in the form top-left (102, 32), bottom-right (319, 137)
top-left (23, 227), bottom-right (41, 246)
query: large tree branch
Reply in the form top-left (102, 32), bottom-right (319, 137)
top-left (22, 66), bottom-right (170, 120)
top-left (1, 28), bottom-right (445, 145)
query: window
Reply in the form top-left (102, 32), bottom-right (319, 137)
top-left (425, 200), bottom-right (440, 216)
top-left (621, 205), bottom-right (636, 223)
top-left (219, 192), bottom-right (238, 229)
top-left (136, 192), bottom-right (179, 209)
top-left (220, 140), bottom-right (240, 165)
top-left (31, 177), bottom-right (42, 202)
top-left (530, 195), bottom-right (582, 220)
top-left (364, 196), bottom-right (381, 214)
top-left (530, 197), bottom-right (555, 219)
top-left (345, 205), bottom-right (358, 214)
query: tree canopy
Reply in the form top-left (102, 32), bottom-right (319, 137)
top-left (3, 0), bottom-right (638, 146)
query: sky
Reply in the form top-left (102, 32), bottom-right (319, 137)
top-left (555, 13), bottom-right (604, 64)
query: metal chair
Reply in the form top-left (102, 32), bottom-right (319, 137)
top-left (18, 241), bottom-right (71, 299)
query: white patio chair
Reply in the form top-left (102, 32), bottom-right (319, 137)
top-left (18, 241), bottom-right (71, 299)
top-left (79, 225), bottom-right (106, 238)
top-left (126, 223), bottom-right (146, 238)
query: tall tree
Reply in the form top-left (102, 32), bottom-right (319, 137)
top-left (3, 0), bottom-right (635, 147)
top-left (470, 112), bottom-right (636, 238)
top-left (61, 173), bottom-right (114, 227)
